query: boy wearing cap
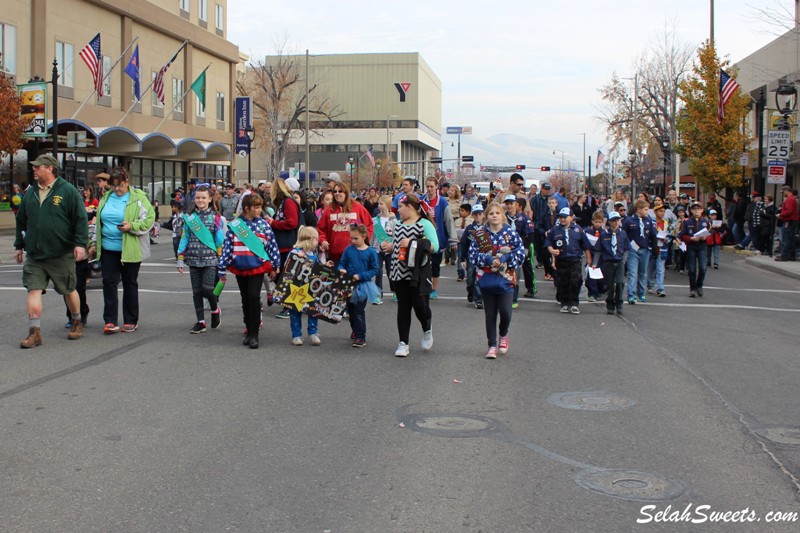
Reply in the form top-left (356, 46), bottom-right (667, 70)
top-left (460, 204), bottom-right (485, 309)
top-left (593, 211), bottom-right (629, 315)
top-left (622, 199), bottom-right (657, 304)
top-left (647, 204), bottom-right (670, 297)
top-left (706, 209), bottom-right (727, 268)
top-left (503, 195), bottom-right (534, 307)
top-left (678, 202), bottom-right (712, 297)
top-left (545, 207), bottom-right (592, 314)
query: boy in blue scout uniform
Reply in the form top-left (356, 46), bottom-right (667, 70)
top-left (593, 211), bottom-right (630, 315)
top-left (544, 207), bottom-right (592, 314)
top-left (622, 199), bottom-right (657, 304)
top-left (503, 194), bottom-right (534, 307)
top-left (678, 201), bottom-right (712, 297)
top-left (459, 204), bottom-right (485, 309)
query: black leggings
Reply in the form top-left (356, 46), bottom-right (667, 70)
top-left (393, 279), bottom-right (432, 344)
top-left (236, 273), bottom-right (264, 336)
top-left (190, 265), bottom-right (219, 322)
top-left (483, 291), bottom-right (513, 347)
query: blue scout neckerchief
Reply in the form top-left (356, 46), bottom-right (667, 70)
top-left (229, 217), bottom-right (270, 261)
top-left (183, 213), bottom-right (217, 251)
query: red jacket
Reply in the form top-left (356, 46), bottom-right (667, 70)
top-left (317, 202), bottom-right (374, 260)
top-left (778, 193), bottom-right (799, 222)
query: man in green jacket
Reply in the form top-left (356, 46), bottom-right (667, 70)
top-left (14, 154), bottom-right (89, 348)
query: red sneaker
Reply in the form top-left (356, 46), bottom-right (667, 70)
top-left (498, 336), bottom-right (509, 355)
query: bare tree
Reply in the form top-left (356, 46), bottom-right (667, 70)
top-left (237, 43), bottom-right (344, 182)
top-left (595, 22), bottom-right (694, 181)
top-left (745, 1), bottom-right (798, 36)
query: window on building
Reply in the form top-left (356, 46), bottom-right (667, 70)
top-left (172, 77), bottom-right (184, 112)
top-left (196, 92), bottom-right (205, 118)
top-left (199, 0), bottom-right (208, 22)
top-left (216, 92), bottom-right (225, 122)
top-left (215, 4), bottom-right (224, 32)
top-left (180, 0), bottom-right (190, 12)
top-left (0, 22), bottom-right (16, 74)
top-left (102, 55), bottom-right (112, 96)
top-left (152, 71), bottom-right (163, 107)
top-left (55, 41), bottom-right (74, 87)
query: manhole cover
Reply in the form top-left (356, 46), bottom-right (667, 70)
top-left (756, 426), bottom-right (800, 446)
top-left (401, 414), bottom-right (503, 438)
top-left (548, 391), bottom-right (637, 411)
top-left (575, 469), bottom-right (688, 502)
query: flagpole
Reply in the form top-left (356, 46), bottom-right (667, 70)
top-left (153, 63), bottom-right (211, 134)
top-left (116, 39), bottom-right (188, 127)
top-left (72, 35), bottom-right (140, 120)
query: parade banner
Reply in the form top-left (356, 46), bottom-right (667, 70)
top-left (234, 96), bottom-right (252, 157)
top-left (273, 254), bottom-right (354, 324)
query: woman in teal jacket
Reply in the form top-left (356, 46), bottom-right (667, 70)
top-left (89, 167), bottom-right (155, 334)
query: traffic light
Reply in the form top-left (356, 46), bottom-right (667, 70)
top-left (515, 164), bottom-right (526, 170)
top-left (540, 166), bottom-right (551, 171)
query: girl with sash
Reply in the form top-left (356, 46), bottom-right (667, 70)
top-left (218, 194), bottom-right (280, 349)
top-left (371, 195), bottom-right (396, 305)
top-left (177, 186), bottom-right (226, 333)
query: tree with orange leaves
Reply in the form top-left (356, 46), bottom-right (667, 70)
top-left (0, 63), bottom-right (29, 157)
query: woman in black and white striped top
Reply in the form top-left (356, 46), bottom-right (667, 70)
top-left (389, 193), bottom-right (439, 357)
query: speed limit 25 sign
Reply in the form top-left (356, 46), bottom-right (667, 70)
top-left (767, 130), bottom-right (791, 159)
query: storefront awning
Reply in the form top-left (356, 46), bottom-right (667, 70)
top-left (47, 120), bottom-right (231, 162)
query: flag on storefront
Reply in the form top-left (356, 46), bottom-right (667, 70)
top-left (718, 69), bottom-right (740, 123)
top-left (79, 33), bottom-right (103, 96)
top-left (124, 45), bottom-right (140, 101)
top-left (596, 149), bottom-right (606, 169)
top-left (154, 48), bottom-right (181, 105)
top-left (191, 69), bottom-right (206, 111)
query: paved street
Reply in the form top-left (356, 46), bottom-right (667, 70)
top-left (1, 242), bottom-right (799, 531)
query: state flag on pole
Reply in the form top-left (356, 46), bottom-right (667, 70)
top-left (191, 70), bottom-right (206, 110)
top-left (124, 45), bottom-right (141, 101)
top-left (718, 69), bottom-right (740, 123)
top-left (154, 49), bottom-right (181, 105)
top-left (79, 33), bottom-right (103, 96)
top-left (365, 146), bottom-right (375, 167)
top-left (596, 149), bottom-right (606, 169)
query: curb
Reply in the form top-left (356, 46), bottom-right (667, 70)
top-left (744, 257), bottom-right (800, 281)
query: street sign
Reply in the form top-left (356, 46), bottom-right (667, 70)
top-left (767, 159), bottom-right (787, 185)
top-left (234, 96), bottom-right (252, 157)
top-left (446, 126), bottom-right (472, 135)
top-left (739, 153), bottom-right (749, 166)
top-left (767, 130), bottom-right (791, 159)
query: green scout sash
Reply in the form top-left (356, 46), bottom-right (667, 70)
top-left (373, 218), bottom-right (391, 243)
top-left (229, 218), bottom-right (270, 261)
top-left (183, 213), bottom-right (217, 251)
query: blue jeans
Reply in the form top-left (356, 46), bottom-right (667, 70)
top-left (707, 245), bottom-right (720, 266)
top-left (456, 243), bottom-right (465, 278)
top-left (738, 223), bottom-right (760, 250)
top-left (626, 247), bottom-right (650, 300)
top-left (466, 263), bottom-right (482, 303)
top-left (647, 252), bottom-right (665, 292)
top-left (375, 251), bottom-right (392, 295)
top-left (686, 244), bottom-right (707, 291)
top-left (780, 220), bottom-right (798, 260)
top-left (290, 309), bottom-right (318, 337)
top-left (347, 299), bottom-right (367, 340)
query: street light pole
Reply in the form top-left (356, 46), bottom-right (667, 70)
top-left (245, 126), bottom-right (255, 183)
top-left (348, 154), bottom-right (355, 192)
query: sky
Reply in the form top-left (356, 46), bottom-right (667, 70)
top-left (228, 0), bottom-right (786, 171)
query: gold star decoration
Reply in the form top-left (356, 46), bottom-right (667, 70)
top-left (284, 282), bottom-right (315, 312)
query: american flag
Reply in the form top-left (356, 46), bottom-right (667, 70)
top-left (79, 33), bottom-right (103, 96)
top-left (364, 146), bottom-right (375, 167)
top-left (153, 49), bottom-right (181, 105)
top-left (718, 69), bottom-right (740, 123)
top-left (596, 149), bottom-right (606, 169)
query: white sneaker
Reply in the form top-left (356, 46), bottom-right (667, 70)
top-left (395, 342), bottom-right (410, 357)
top-left (309, 334), bottom-right (321, 346)
top-left (292, 336), bottom-right (303, 346)
top-left (421, 330), bottom-right (433, 351)
top-left (560, 305), bottom-right (569, 313)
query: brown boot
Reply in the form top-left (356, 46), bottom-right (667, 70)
top-left (20, 327), bottom-right (43, 349)
top-left (67, 321), bottom-right (83, 340)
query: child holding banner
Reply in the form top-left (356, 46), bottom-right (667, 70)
top-left (176, 186), bottom-right (226, 334)
top-left (339, 224), bottom-right (380, 348)
top-left (287, 226), bottom-right (324, 347)
top-left (218, 194), bottom-right (281, 349)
